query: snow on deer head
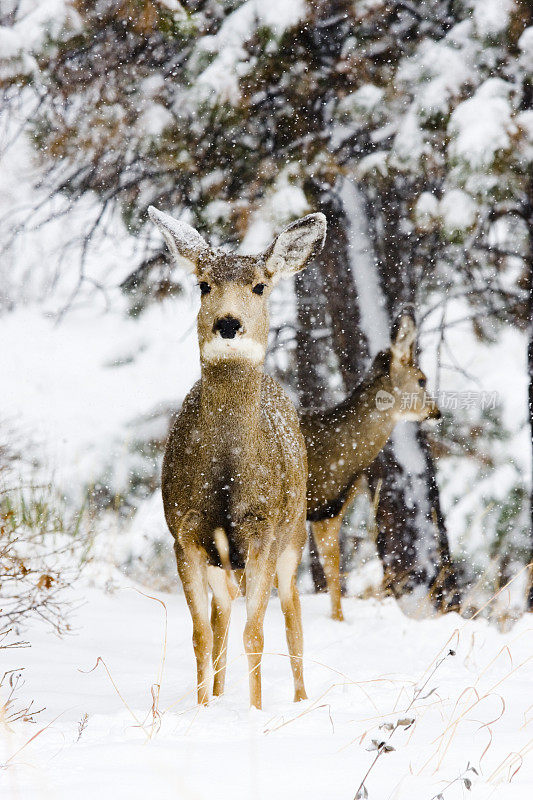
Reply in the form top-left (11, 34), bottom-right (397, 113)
top-left (149, 207), bottom-right (326, 367)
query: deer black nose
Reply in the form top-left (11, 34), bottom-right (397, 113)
top-left (214, 316), bottom-right (242, 339)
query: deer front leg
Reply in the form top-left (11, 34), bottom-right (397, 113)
top-left (311, 515), bottom-right (344, 621)
top-left (277, 542), bottom-right (307, 702)
top-left (207, 565), bottom-right (233, 696)
top-left (242, 528), bottom-right (276, 709)
top-left (175, 539), bottom-right (212, 706)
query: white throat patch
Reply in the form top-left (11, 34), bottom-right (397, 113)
top-left (201, 336), bottom-right (265, 364)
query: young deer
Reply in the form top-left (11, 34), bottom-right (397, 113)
top-left (301, 308), bottom-right (441, 621)
top-left (149, 206), bottom-right (327, 708)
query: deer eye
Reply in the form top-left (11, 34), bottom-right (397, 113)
top-left (199, 281), bottom-right (211, 296)
top-left (252, 283), bottom-right (266, 296)
top-left (418, 377), bottom-right (427, 388)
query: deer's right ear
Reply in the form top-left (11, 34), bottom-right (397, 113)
top-left (264, 213), bottom-right (327, 280)
top-left (148, 206), bottom-right (208, 274)
top-left (390, 306), bottom-right (417, 365)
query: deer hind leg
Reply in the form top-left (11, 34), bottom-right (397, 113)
top-left (175, 537), bottom-right (212, 706)
top-left (207, 565), bottom-right (233, 697)
top-left (311, 515), bottom-right (344, 621)
top-left (277, 544), bottom-right (307, 702)
top-left (243, 532), bottom-right (276, 709)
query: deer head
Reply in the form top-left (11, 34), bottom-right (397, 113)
top-left (388, 307), bottom-right (440, 421)
top-left (149, 207), bottom-right (326, 367)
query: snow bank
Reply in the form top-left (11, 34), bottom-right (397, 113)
top-left (0, 301), bottom-right (199, 493)
top-left (0, 0), bottom-right (70, 61)
top-left (397, 24), bottom-right (477, 119)
top-left (520, 26), bottom-right (533, 74)
top-left (439, 188), bottom-right (477, 235)
top-left (472, 0), bottom-right (513, 39)
top-left (196, 0), bottom-right (306, 103)
top-left (1, 588), bottom-right (532, 799)
top-left (338, 83), bottom-right (384, 116)
top-left (392, 108), bottom-right (427, 169)
top-left (448, 78), bottom-right (516, 171)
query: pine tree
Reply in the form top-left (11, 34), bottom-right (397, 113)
top-left (10, 0), bottom-right (459, 607)
top-left (9, 0), bottom-right (533, 608)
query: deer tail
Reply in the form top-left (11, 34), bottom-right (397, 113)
top-left (213, 527), bottom-right (240, 600)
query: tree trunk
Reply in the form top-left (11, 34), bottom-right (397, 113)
top-left (519, 6), bottom-right (533, 608)
top-left (366, 432), bottom-right (458, 612)
top-left (307, 186), bottom-right (373, 590)
top-left (366, 180), bottom-right (459, 611)
top-left (527, 203), bottom-right (533, 611)
top-left (294, 262), bottom-right (330, 592)
top-left (295, 3), bottom-right (458, 611)
top-left (310, 185), bottom-right (369, 390)
top-left (294, 264), bottom-right (332, 409)
top-left (526, 171), bottom-right (533, 610)
top-left (313, 177), bottom-right (458, 612)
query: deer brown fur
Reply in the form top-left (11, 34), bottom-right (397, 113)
top-left (149, 206), bottom-right (327, 708)
top-left (301, 309), bottom-right (441, 621)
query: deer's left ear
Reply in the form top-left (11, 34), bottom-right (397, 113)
top-left (391, 306), bottom-right (417, 365)
top-left (148, 206), bottom-right (208, 274)
top-left (264, 213), bottom-right (327, 280)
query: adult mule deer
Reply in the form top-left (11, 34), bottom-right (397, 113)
top-left (301, 308), bottom-right (441, 621)
top-left (149, 206), bottom-right (327, 708)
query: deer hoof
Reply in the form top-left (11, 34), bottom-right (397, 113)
top-left (294, 688), bottom-right (308, 702)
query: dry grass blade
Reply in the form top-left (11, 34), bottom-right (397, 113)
top-left (76, 712), bottom-right (89, 742)
top-left (469, 563), bottom-right (533, 623)
top-left (1, 711), bottom-right (66, 767)
top-left (79, 656), bottom-right (149, 738)
top-left (126, 588), bottom-right (168, 738)
top-left (350, 645), bottom-right (458, 798)
top-left (1, 668), bottom-right (44, 727)
top-left (488, 734), bottom-right (533, 784)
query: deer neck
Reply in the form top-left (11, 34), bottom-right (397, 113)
top-left (315, 372), bottom-right (397, 486)
top-left (200, 360), bottom-right (262, 448)
top-left (343, 375), bottom-right (397, 470)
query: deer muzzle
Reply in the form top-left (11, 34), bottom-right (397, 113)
top-left (213, 316), bottom-right (242, 339)
top-left (427, 405), bottom-right (441, 420)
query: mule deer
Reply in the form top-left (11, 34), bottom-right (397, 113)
top-left (149, 206), bottom-right (326, 708)
top-left (300, 308), bottom-right (440, 621)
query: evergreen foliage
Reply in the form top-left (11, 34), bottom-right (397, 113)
top-left (2, 0), bottom-right (532, 607)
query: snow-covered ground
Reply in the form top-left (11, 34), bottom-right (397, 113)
top-left (1, 4), bottom-right (532, 797)
top-left (0, 300), bottom-right (199, 493)
top-left (1, 586), bottom-right (532, 800)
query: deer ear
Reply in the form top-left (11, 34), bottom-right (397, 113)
top-left (391, 306), bottom-right (417, 364)
top-left (264, 213), bottom-right (327, 280)
top-left (148, 206), bottom-right (208, 273)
